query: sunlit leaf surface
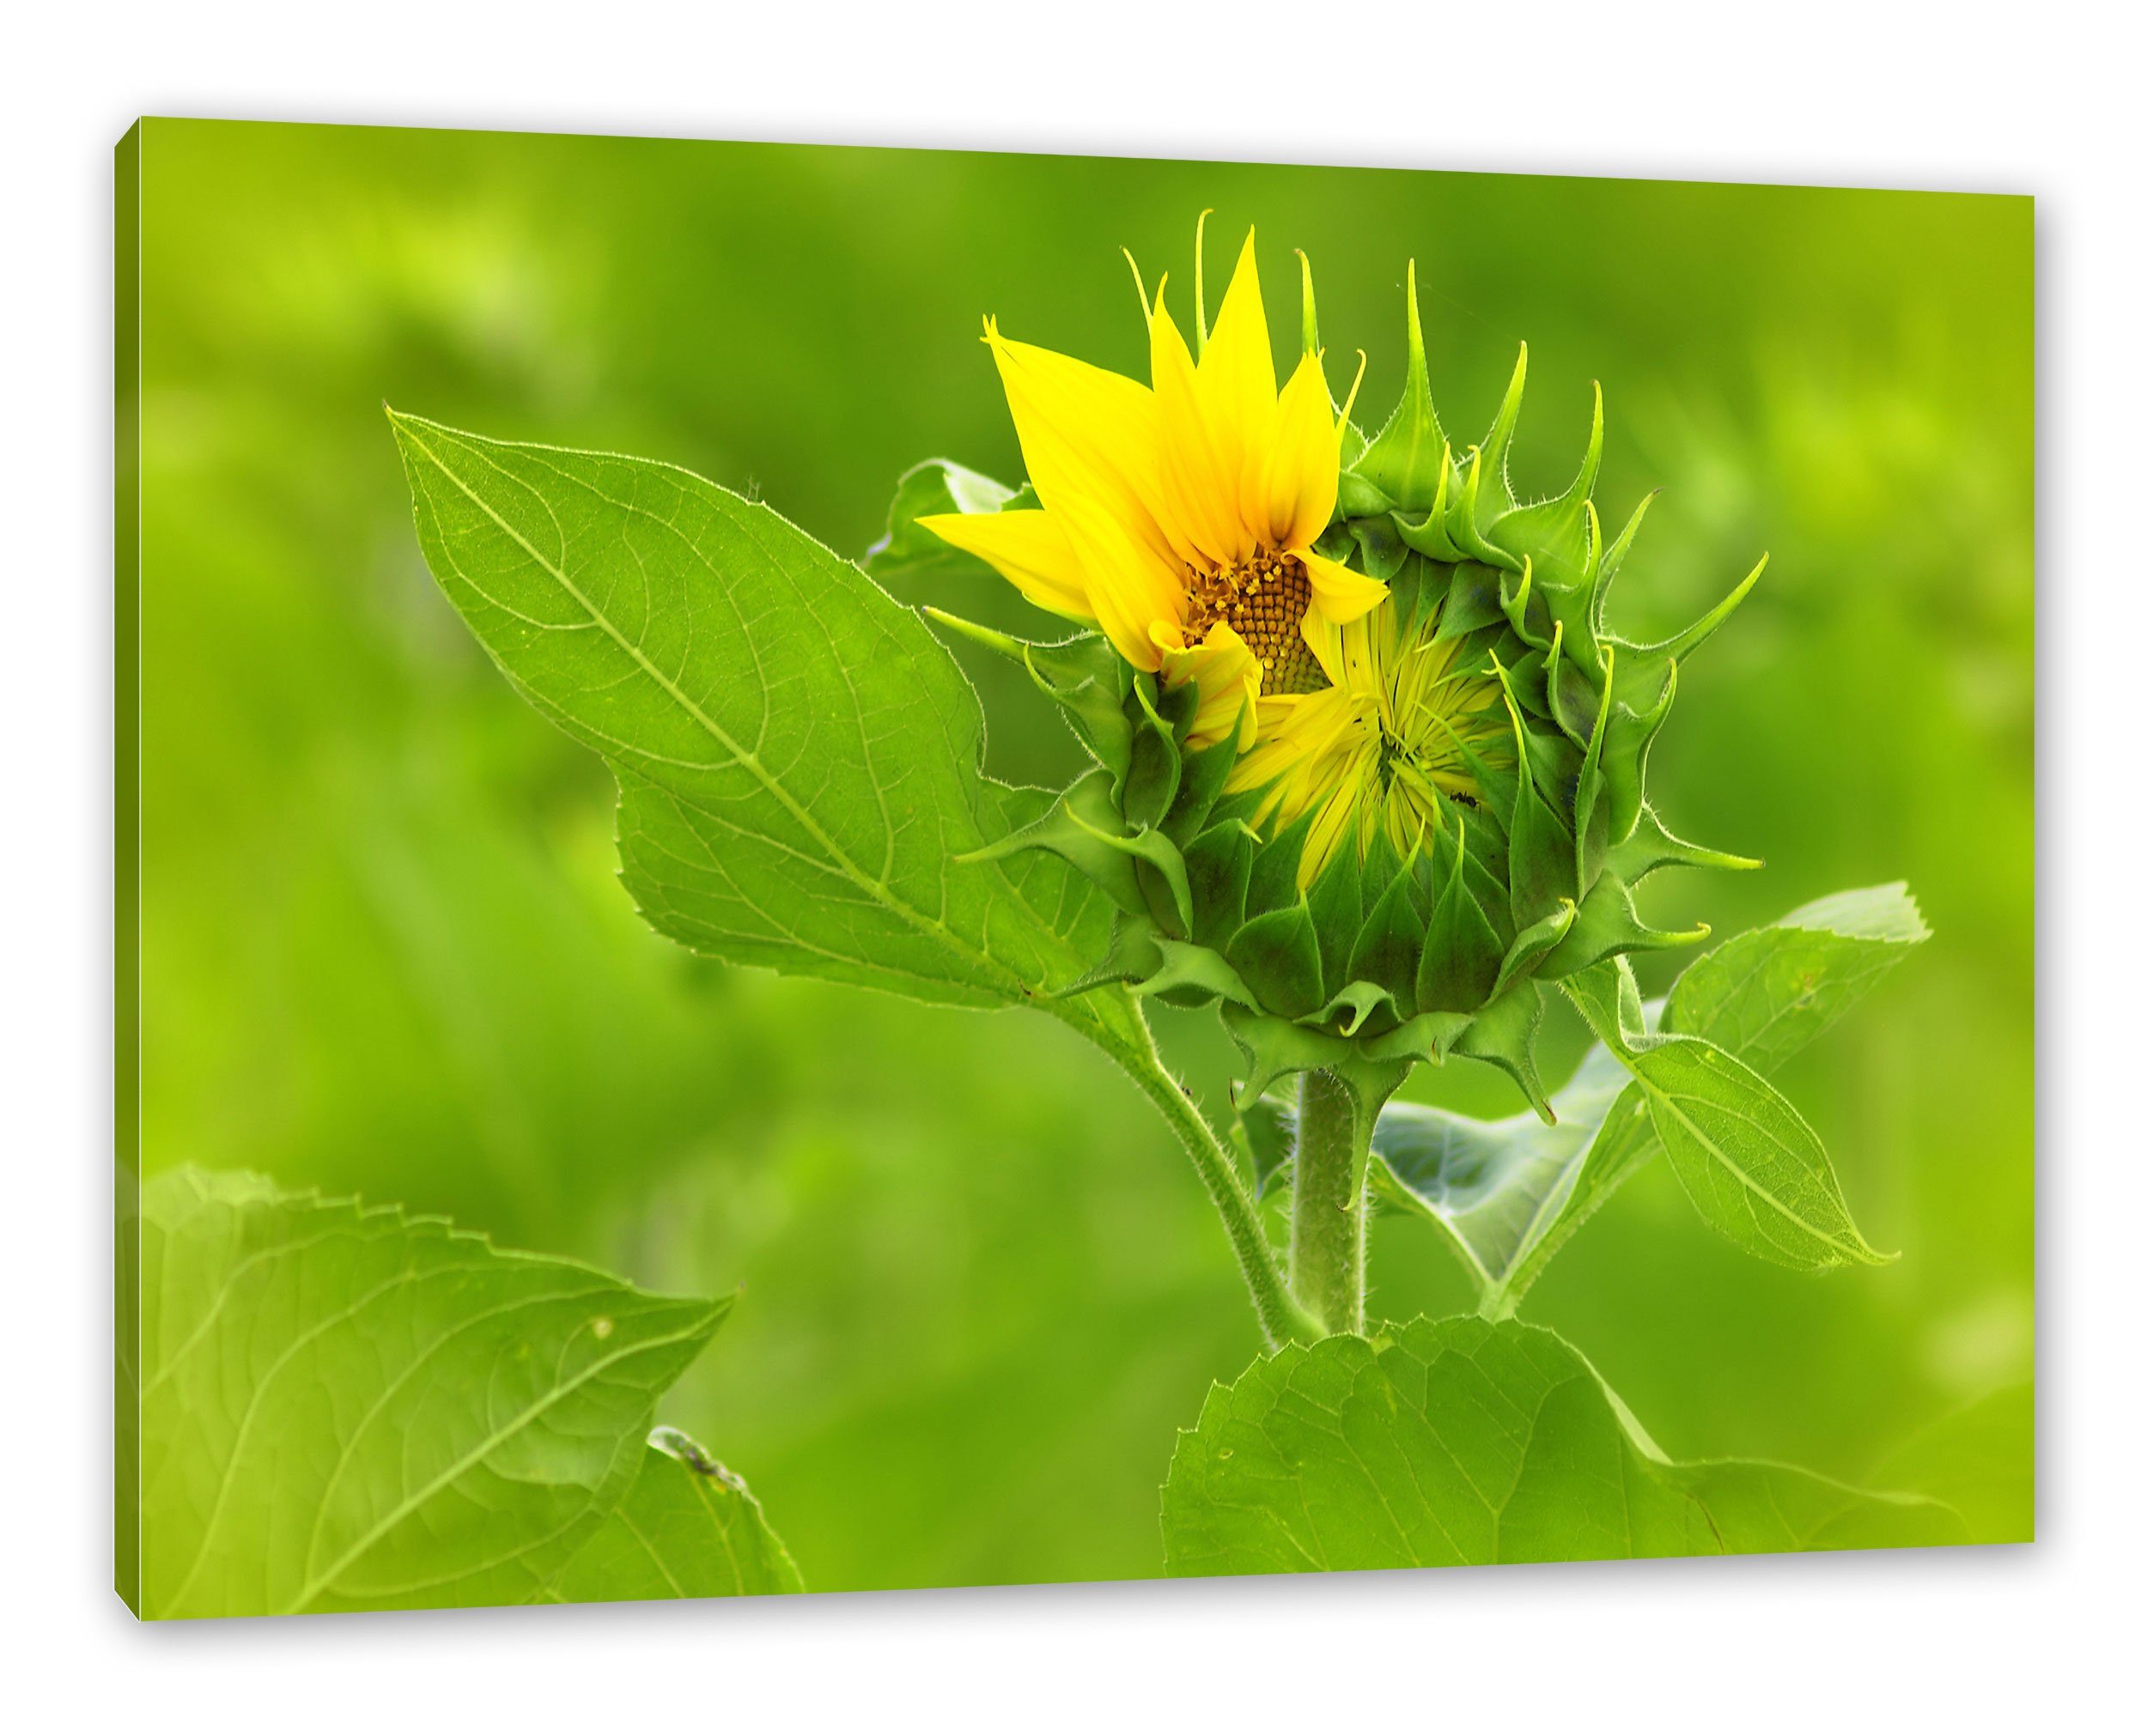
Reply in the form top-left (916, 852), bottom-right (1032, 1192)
top-left (137, 1168), bottom-right (774, 1616)
top-left (390, 416), bottom-right (1113, 1017)
top-left (1378, 885), bottom-right (1927, 1302)
top-left (1162, 1316), bottom-right (1966, 1575)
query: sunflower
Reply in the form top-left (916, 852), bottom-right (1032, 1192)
top-left (919, 225), bottom-right (1389, 747)
top-left (1227, 602), bottom-right (1511, 889)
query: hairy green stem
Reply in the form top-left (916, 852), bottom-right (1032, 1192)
top-left (1061, 992), bottom-right (1314, 1347)
top-left (1291, 1069), bottom-right (1370, 1336)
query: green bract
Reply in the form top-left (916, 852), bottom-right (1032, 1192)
top-left (902, 267), bottom-right (1762, 1120)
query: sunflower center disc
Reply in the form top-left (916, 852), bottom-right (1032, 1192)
top-left (1186, 552), bottom-right (1328, 695)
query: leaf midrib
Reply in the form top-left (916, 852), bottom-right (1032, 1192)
top-left (284, 1308), bottom-right (715, 1614)
top-left (394, 416), bottom-right (1053, 1003)
top-left (152, 1246), bottom-right (521, 1613)
top-left (1639, 1068), bottom-right (1864, 1261)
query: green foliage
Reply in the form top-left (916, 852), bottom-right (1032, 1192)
top-left (1161, 1315), bottom-right (1966, 1575)
top-left (131, 123), bottom-right (2031, 1593)
top-left (134, 1167), bottom-right (794, 1617)
top-left (1375, 884), bottom-right (1927, 1308)
top-left (546, 1429), bottom-right (805, 1601)
top-left (1565, 956), bottom-right (1888, 1271)
top-left (1665, 882), bottom-right (1935, 1064)
top-left (387, 413), bottom-right (1115, 1024)
top-left (1371, 1046), bottom-right (1631, 1298)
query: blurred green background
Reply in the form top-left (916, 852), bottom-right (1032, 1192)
top-left (135, 119), bottom-right (2033, 1589)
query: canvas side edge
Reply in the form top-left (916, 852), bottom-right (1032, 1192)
top-left (114, 118), bottom-right (143, 1619)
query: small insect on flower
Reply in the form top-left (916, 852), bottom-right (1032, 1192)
top-left (919, 219), bottom-right (1388, 749)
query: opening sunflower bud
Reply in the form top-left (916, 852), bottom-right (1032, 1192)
top-left (910, 224), bottom-right (1761, 1125)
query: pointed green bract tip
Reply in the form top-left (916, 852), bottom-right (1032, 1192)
top-left (1404, 259), bottom-right (1426, 382)
top-left (1483, 343), bottom-right (1529, 478)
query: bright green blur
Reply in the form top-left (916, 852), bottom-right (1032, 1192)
top-left (134, 118), bottom-right (2033, 1590)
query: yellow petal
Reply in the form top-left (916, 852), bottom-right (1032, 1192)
top-left (1299, 548), bottom-right (1388, 627)
top-left (978, 321), bottom-right (1193, 665)
top-left (983, 322), bottom-right (1195, 576)
top-left (1227, 685), bottom-right (1365, 803)
top-left (1159, 621), bottom-right (1262, 750)
top-left (1058, 501), bottom-right (1178, 671)
top-left (1264, 351), bottom-right (1342, 547)
top-left (1297, 609), bottom-right (1347, 687)
top-left (1226, 704), bottom-right (1303, 804)
top-left (1299, 780), bottom-right (1364, 890)
top-left (1148, 288), bottom-right (1252, 568)
top-left (917, 509), bottom-right (1094, 623)
top-left (1196, 229), bottom-right (1279, 537)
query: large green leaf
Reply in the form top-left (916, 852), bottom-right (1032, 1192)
top-left (1161, 1316), bottom-right (1965, 1575)
top-left (136, 1168), bottom-right (749, 1618)
top-left (545, 1427), bottom-right (805, 1601)
top-left (388, 414), bottom-right (1112, 1018)
top-left (1377, 883), bottom-right (1925, 1305)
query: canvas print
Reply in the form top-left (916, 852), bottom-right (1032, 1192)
top-left (115, 120), bottom-right (2034, 1617)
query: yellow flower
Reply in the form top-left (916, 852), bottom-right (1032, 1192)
top-left (1228, 603), bottom-right (1511, 889)
top-left (920, 226), bottom-right (1389, 748)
